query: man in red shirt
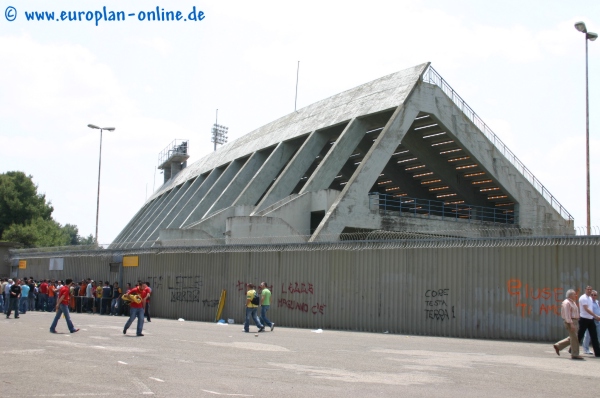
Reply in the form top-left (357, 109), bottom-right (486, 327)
top-left (123, 281), bottom-right (148, 336)
top-left (39, 280), bottom-right (48, 312)
top-left (49, 279), bottom-right (79, 334)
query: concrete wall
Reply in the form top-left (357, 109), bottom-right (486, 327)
top-left (11, 236), bottom-right (600, 342)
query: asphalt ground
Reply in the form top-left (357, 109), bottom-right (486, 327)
top-left (1, 310), bottom-right (600, 397)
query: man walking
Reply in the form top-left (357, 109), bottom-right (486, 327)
top-left (578, 285), bottom-right (600, 357)
top-left (6, 278), bottom-right (21, 319)
top-left (244, 283), bottom-right (264, 333)
top-left (49, 279), bottom-right (79, 334)
top-left (123, 282), bottom-right (148, 336)
top-left (259, 282), bottom-right (275, 331)
top-left (583, 290), bottom-right (600, 354)
top-left (553, 289), bottom-right (583, 359)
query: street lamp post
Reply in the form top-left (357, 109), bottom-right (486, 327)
top-left (574, 22), bottom-right (597, 236)
top-left (87, 124), bottom-right (115, 246)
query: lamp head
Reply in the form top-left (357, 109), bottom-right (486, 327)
top-left (104, 127), bottom-right (116, 131)
top-left (87, 124), bottom-right (100, 129)
top-left (575, 21), bottom-right (587, 33)
top-left (588, 32), bottom-right (598, 41)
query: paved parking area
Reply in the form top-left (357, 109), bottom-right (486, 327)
top-left (1, 311), bottom-right (599, 397)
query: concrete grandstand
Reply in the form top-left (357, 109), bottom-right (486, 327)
top-left (111, 63), bottom-right (574, 248)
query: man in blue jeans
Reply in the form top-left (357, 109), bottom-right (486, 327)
top-left (49, 279), bottom-right (79, 334)
top-left (123, 282), bottom-right (148, 336)
top-left (259, 282), bottom-right (275, 331)
top-left (244, 283), bottom-right (264, 333)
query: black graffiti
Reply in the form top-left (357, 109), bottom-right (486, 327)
top-left (425, 289), bottom-right (449, 297)
top-left (168, 275), bottom-right (203, 289)
top-left (170, 289), bottom-right (200, 302)
top-left (147, 276), bottom-right (164, 290)
top-left (425, 306), bottom-right (456, 321)
top-left (202, 299), bottom-right (219, 307)
top-left (425, 300), bottom-right (447, 307)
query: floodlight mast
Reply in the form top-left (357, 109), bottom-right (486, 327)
top-left (211, 109), bottom-right (228, 151)
top-left (87, 124), bottom-right (116, 246)
top-left (574, 22), bottom-right (597, 235)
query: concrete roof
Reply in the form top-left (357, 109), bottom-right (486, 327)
top-left (150, 62), bottom-right (429, 201)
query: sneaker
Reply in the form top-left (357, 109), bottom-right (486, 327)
top-left (50, 330), bottom-right (57, 334)
top-left (258, 327), bottom-right (265, 332)
top-left (137, 333), bottom-right (144, 336)
top-left (584, 350), bottom-right (593, 355)
top-left (270, 323), bottom-right (275, 331)
top-left (70, 329), bottom-right (80, 333)
top-left (123, 329), bottom-right (127, 335)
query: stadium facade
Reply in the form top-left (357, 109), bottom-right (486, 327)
top-left (111, 63), bottom-right (574, 248)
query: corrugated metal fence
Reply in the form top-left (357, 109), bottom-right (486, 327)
top-left (10, 236), bottom-right (600, 342)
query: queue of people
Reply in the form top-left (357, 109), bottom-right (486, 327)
top-left (2, 277), bottom-right (153, 337)
top-left (553, 285), bottom-right (600, 359)
top-left (0, 277), bottom-right (148, 319)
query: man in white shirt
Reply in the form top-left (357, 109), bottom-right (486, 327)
top-left (583, 290), bottom-right (600, 355)
top-left (578, 286), bottom-right (600, 357)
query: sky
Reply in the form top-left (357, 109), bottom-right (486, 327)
top-left (0, 0), bottom-right (599, 244)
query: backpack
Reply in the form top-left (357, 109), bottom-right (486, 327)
top-left (251, 291), bottom-right (260, 306)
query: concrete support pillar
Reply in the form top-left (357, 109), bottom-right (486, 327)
top-left (202, 151), bottom-right (269, 218)
top-left (253, 131), bottom-right (329, 214)
top-left (165, 167), bottom-right (224, 229)
top-left (181, 158), bottom-right (246, 228)
top-left (114, 193), bottom-right (170, 248)
top-left (141, 174), bottom-right (208, 244)
top-left (311, 104), bottom-right (420, 241)
top-left (300, 118), bottom-right (365, 194)
top-left (124, 186), bottom-right (182, 248)
top-left (233, 140), bottom-right (301, 207)
top-left (110, 201), bottom-right (152, 248)
top-left (136, 179), bottom-right (193, 246)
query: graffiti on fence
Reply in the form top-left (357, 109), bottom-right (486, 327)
top-left (276, 281), bottom-right (325, 315)
top-left (424, 288), bottom-right (455, 321)
top-left (202, 299), bottom-right (220, 308)
top-left (281, 282), bottom-right (314, 295)
top-left (506, 279), bottom-right (574, 318)
top-left (163, 275), bottom-right (203, 303)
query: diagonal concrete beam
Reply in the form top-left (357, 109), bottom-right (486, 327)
top-left (300, 118), bottom-right (366, 194)
top-left (140, 174), bottom-right (208, 245)
top-left (123, 186), bottom-right (182, 248)
top-left (181, 158), bottom-right (246, 228)
top-left (233, 140), bottom-right (302, 207)
top-left (310, 102), bottom-right (421, 241)
top-left (252, 130), bottom-right (330, 214)
top-left (165, 168), bottom-right (223, 230)
top-left (135, 179), bottom-right (194, 247)
top-left (202, 151), bottom-right (270, 218)
top-left (115, 191), bottom-right (172, 248)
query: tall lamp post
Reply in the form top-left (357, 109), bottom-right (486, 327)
top-left (87, 124), bottom-right (115, 246)
top-left (574, 22), bottom-right (597, 236)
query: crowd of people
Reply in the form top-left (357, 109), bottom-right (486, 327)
top-left (1, 277), bottom-right (153, 323)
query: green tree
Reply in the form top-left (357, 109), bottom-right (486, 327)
top-left (0, 171), bottom-right (53, 239)
top-left (0, 171), bottom-right (92, 248)
top-left (3, 217), bottom-right (70, 248)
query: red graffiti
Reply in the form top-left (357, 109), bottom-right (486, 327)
top-left (281, 282), bottom-right (314, 294)
top-left (506, 279), bottom-right (579, 318)
top-left (278, 298), bottom-right (309, 313)
top-left (236, 280), bottom-right (246, 292)
top-left (311, 302), bottom-right (326, 315)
